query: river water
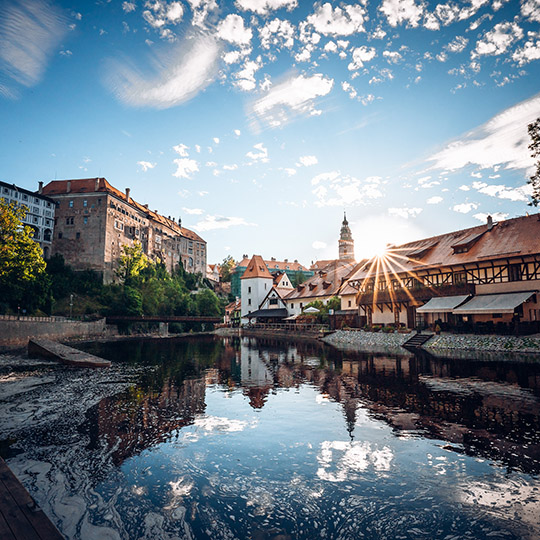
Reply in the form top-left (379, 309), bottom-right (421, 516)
top-left (1, 335), bottom-right (540, 539)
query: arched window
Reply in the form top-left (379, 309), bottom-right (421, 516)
top-left (44, 228), bottom-right (52, 242)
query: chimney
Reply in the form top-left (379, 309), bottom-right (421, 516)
top-left (487, 215), bottom-right (493, 230)
top-left (66, 181), bottom-right (71, 193)
top-left (126, 188), bottom-right (130, 201)
top-left (38, 181), bottom-right (43, 194)
top-left (95, 178), bottom-right (100, 191)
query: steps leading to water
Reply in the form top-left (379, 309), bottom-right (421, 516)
top-left (402, 332), bottom-right (434, 349)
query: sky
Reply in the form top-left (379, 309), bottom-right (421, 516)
top-left (1, 0), bottom-right (539, 267)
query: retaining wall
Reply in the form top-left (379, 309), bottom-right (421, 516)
top-left (0, 318), bottom-right (108, 350)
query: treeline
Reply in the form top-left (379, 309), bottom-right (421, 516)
top-left (0, 200), bottom-right (223, 319)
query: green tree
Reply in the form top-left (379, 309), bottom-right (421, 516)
top-left (0, 200), bottom-right (47, 311)
top-left (220, 255), bottom-right (236, 283)
top-left (115, 242), bottom-right (150, 286)
top-left (528, 117), bottom-right (540, 207)
top-left (195, 288), bottom-right (223, 317)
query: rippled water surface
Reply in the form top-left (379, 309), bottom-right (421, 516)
top-left (1, 335), bottom-right (540, 539)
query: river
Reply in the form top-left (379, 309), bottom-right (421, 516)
top-left (1, 335), bottom-right (539, 539)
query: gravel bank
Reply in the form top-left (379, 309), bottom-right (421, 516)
top-left (321, 329), bottom-right (414, 354)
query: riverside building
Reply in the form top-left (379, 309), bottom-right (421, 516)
top-left (0, 180), bottom-right (56, 258)
top-left (42, 178), bottom-right (206, 283)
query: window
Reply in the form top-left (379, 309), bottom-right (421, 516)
top-left (76, 232), bottom-right (80, 239)
top-left (83, 200), bottom-right (87, 207)
top-left (509, 264), bottom-right (522, 282)
top-left (58, 232), bottom-right (63, 239)
top-left (300, 303), bottom-right (303, 309)
top-left (66, 217), bottom-right (74, 225)
top-left (453, 271), bottom-right (467, 285)
top-left (22, 194), bottom-right (28, 201)
top-left (291, 303), bottom-right (294, 309)
top-left (248, 286), bottom-right (251, 293)
top-left (83, 217), bottom-right (88, 224)
top-left (33, 206), bottom-right (39, 213)
top-left (248, 299), bottom-right (251, 305)
top-left (69, 200), bottom-right (73, 208)
top-left (34, 197), bottom-right (40, 204)
top-left (269, 298), bottom-right (278, 305)
top-left (2, 188), bottom-right (8, 194)
top-left (97, 198), bottom-right (102, 206)
top-left (348, 300), bottom-right (352, 307)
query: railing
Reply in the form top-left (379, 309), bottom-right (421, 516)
top-left (243, 322), bottom-right (329, 333)
top-left (0, 314), bottom-right (101, 322)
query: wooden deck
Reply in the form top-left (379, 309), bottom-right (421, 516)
top-left (0, 458), bottom-right (63, 539)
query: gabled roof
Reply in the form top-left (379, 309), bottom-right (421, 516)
top-left (241, 255), bottom-right (274, 280)
top-left (236, 257), bottom-right (308, 271)
top-left (42, 178), bottom-right (204, 243)
top-left (345, 214), bottom-right (540, 282)
top-left (285, 260), bottom-right (356, 300)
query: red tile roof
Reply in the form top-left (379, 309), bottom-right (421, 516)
top-left (241, 255), bottom-right (274, 280)
top-left (237, 257), bottom-right (307, 271)
top-left (42, 178), bottom-right (205, 243)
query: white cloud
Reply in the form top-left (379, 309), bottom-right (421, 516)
top-left (137, 160), bottom-right (156, 171)
top-left (234, 129), bottom-right (241, 136)
top-left (233, 57), bottom-right (262, 91)
top-left (246, 142), bottom-right (269, 162)
top-left (107, 34), bottom-right (220, 109)
top-left (192, 215), bottom-right (256, 232)
top-left (471, 181), bottom-right (532, 202)
top-left (173, 143), bottom-right (190, 156)
top-left (512, 33), bottom-right (540, 66)
top-left (426, 93), bottom-right (540, 173)
top-left (521, 0), bottom-right (540, 23)
top-left (182, 207), bottom-right (204, 215)
top-left (312, 241), bottom-right (327, 249)
top-left (213, 137), bottom-right (220, 144)
top-left (474, 22), bottom-right (523, 57)
top-left (217, 14), bottom-right (252, 45)
top-left (312, 172), bottom-right (383, 207)
top-left (259, 18), bottom-right (295, 50)
top-left (473, 211), bottom-right (509, 222)
top-left (223, 164), bottom-right (238, 170)
top-left (173, 158), bottom-right (199, 178)
top-left (306, 3), bottom-right (367, 36)
top-left (380, 0), bottom-right (425, 28)
top-left (427, 196), bottom-right (443, 204)
top-left (348, 46), bottom-right (376, 70)
top-left (298, 155), bottom-right (318, 167)
top-left (284, 167), bottom-right (297, 176)
top-left (0, 0), bottom-right (69, 96)
top-left (388, 207), bottom-right (422, 219)
top-left (187, 0), bottom-right (218, 28)
top-left (453, 202), bottom-right (479, 213)
top-left (235, 0), bottom-right (297, 15)
top-left (446, 36), bottom-right (469, 54)
top-left (251, 73), bottom-right (334, 127)
top-left (123, 2), bottom-right (136, 13)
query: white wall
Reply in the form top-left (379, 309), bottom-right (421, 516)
top-left (241, 276), bottom-right (273, 321)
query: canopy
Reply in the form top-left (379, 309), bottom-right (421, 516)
top-left (303, 306), bottom-right (320, 313)
top-left (416, 295), bottom-right (471, 313)
top-left (452, 291), bottom-right (537, 315)
top-left (246, 308), bottom-right (288, 319)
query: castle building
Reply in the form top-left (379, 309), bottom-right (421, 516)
top-left (41, 178), bottom-right (206, 283)
top-left (339, 212), bottom-right (355, 261)
top-left (0, 180), bottom-right (56, 258)
top-left (240, 255), bottom-right (275, 323)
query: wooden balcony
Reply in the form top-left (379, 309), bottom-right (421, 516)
top-left (357, 282), bottom-right (476, 306)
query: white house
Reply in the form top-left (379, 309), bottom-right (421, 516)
top-left (240, 254), bottom-right (274, 323)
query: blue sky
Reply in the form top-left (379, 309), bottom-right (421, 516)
top-left (1, 0), bottom-right (539, 265)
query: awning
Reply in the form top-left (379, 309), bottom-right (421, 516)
top-left (246, 308), bottom-right (288, 319)
top-left (416, 295), bottom-right (471, 313)
top-left (453, 291), bottom-right (537, 315)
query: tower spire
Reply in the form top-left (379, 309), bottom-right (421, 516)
top-left (339, 212), bottom-right (355, 261)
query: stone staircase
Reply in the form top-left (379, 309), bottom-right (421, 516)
top-left (403, 332), bottom-right (434, 349)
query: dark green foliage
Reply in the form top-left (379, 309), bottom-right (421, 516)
top-left (528, 117), bottom-right (540, 207)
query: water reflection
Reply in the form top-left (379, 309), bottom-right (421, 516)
top-left (4, 335), bottom-right (540, 539)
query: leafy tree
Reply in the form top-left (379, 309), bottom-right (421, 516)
top-left (220, 255), bottom-right (236, 283)
top-left (195, 288), bottom-right (223, 316)
top-left (115, 242), bottom-right (150, 286)
top-left (0, 200), bottom-right (47, 311)
top-left (528, 117), bottom-right (540, 207)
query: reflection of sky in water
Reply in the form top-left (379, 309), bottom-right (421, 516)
top-left (3, 337), bottom-right (540, 540)
top-left (96, 385), bottom-right (536, 539)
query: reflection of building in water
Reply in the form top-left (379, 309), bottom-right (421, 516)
top-left (239, 340), bottom-right (274, 409)
top-left (85, 377), bottom-right (206, 466)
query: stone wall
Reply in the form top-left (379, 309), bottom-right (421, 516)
top-left (0, 318), bottom-right (108, 350)
top-left (425, 333), bottom-right (540, 354)
top-left (322, 329), bottom-right (413, 354)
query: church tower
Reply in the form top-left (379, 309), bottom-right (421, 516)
top-left (339, 212), bottom-right (355, 261)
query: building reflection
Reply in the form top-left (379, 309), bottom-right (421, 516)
top-left (82, 335), bottom-right (540, 474)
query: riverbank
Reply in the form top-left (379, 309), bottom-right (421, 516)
top-left (322, 329), bottom-right (540, 355)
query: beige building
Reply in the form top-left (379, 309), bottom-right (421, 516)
top-left (42, 177), bottom-right (206, 282)
top-left (343, 214), bottom-right (540, 333)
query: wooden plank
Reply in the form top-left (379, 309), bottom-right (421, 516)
top-left (0, 509), bottom-right (17, 540)
top-left (28, 339), bottom-right (110, 368)
top-left (0, 477), bottom-right (41, 540)
top-left (0, 459), bottom-right (63, 540)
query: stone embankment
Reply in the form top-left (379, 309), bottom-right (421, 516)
top-left (322, 329), bottom-right (414, 354)
top-left (323, 329), bottom-right (540, 355)
top-left (425, 333), bottom-right (540, 354)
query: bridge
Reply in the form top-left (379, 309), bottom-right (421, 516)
top-left (105, 315), bottom-right (222, 324)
